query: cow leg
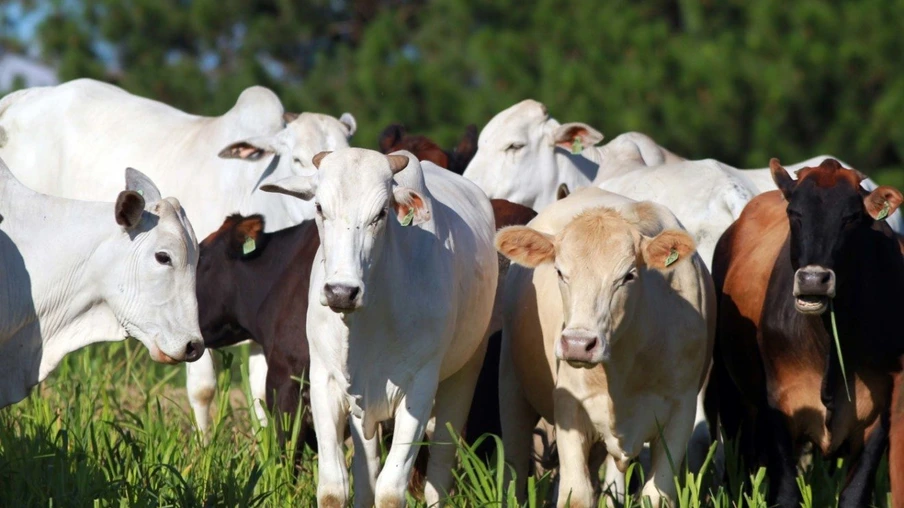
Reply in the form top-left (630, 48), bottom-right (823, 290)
top-left (375, 378), bottom-right (436, 507)
top-left (499, 330), bottom-right (538, 500)
top-left (425, 335), bottom-right (489, 506)
top-left (554, 395), bottom-right (594, 508)
top-left (248, 342), bottom-right (269, 427)
top-left (601, 454), bottom-right (626, 508)
top-left (839, 411), bottom-right (889, 508)
top-left (687, 380), bottom-right (713, 474)
top-left (643, 400), bottom-right (695, 507)
top-left (311, 363), bottom-right (350, 508)
top-left (186, 349), bottom-right (217, 437)
top-left (762, 406), bottom-right (799, 508)
top-left (350, 414), bottom-right (380, 508)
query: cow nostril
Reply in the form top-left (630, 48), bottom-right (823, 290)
top-left (819, 272), bottom-right (832, 285)
top-left (584, 337), bottom-right (598, 352)
top-left (184, 340), bottom-right (204, 362)
top-left (348, 286), bottom-right (360, 301)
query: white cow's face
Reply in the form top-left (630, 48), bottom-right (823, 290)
top-left (462, 99), bottom-right (603, 210)
top-left (260, 149), bottom-right (428, 313)
top-left (495, 206), bottom-right (696, 368)
top-left (101, 169), bottom-right (204, 364)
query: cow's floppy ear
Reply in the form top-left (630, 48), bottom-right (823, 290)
top-left (125, 167), bottom-right (162, 203)
top-left (260, 175), bottom-right (318, 201)
top-left (641, 229), bottom-right (696, 270)
top-left (115, 190), bottom-right (145, 230)
top-left (770, 158), bottom-right (795, 199)
top-left (230, 215), bottom-right (265, 257)
top-left (392, 187), bottom-right (430, 226)
top-left (339, 112), bottom-right (357, 138)
top-left (218, 136), bottom-right (280, 161)
top-left (495, 226), bottom-right (556, 268)
top-left (864, 185), bottom-right (904, 221)
top-left (553, 122), bottom-right (604, 153)
top-left (556, 183), bottom-right (570, 201)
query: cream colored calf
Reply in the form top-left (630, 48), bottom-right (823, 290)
top-left (496, 187), bottom-right (715, 507)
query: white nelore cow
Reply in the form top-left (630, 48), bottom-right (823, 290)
top-left (496, 187), bottom-right (714, 507)
top-left (0, 161), bottom-right (204, 407)
top-left (0, 78), bottom-right (356, 433)
top-left (262, 148), bottom-right (497, 507)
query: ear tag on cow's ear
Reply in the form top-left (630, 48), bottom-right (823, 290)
top-left (242, 236), bottom-right (256, 255)
top-left (877, 201), bottom-right (891, 221)
top-left (665, 247), bottom-right (679, 267)
top-left (571, 137), bottom-right (583, 154)
top-left (136, 189), bottom-right (144, 196)
top-left (399, 208), bottom-right (415, 227)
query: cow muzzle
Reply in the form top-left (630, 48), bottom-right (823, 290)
top-left (149, 337), bottom-right (205, 364)
top-left (557, 329), bottom-right (609, 367)
top-left (322, 281), bottom-right (364, 312)
top-left (792, 265), bottom-right (836, 315)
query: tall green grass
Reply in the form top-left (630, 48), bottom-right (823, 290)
top-left (0, 341), bottom-right (894, 507)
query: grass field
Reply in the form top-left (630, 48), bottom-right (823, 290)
top-left (0, 340), bottom-right (895, 507)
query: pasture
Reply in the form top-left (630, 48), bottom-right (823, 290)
top-left (0, 340), bottom-right (894, 507)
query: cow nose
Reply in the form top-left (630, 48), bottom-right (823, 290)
top-left (794, 265), bottom-right (836, 297)
top-left (559, 330), bottom-right (606, 366)
top-left (323, 283), bottom-right (362, 311)
top-left (184, 339), bottom-right (205, 362)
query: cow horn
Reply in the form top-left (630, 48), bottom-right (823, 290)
top-left (387, 155), bottom-right (409, 174)
top-left (312, 151), bottom-right (332, 169)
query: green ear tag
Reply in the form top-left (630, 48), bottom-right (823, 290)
top-left (136, 189), bottom-right (144, 196)
top-left (400, 208), bottom-right (415, 227)
top-left (664, 247), bottom-right (679, 267)
top-left (242, 236), bottom-right (256, 255)
top-left (571, 137), bottom-right (583, 154)
top-left (877, 201), bottom-right (891, 221)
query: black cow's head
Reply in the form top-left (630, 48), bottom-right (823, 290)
top-left (771, 158), bottom-right (903, 315)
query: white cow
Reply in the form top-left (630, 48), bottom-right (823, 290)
top-left (262, 149), bottom-right (497, 507)
top-left (0, 160), bottom-right (203, 407)
top-left (0, 78), bottom-right (356, 433)
top-left (496, 187), bottom-right (714, 507)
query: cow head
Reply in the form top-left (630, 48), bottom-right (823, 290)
top-left (496, 205), bottom-right (696, 367)
top-left (104, 168), bottom-right (204, 364)
top-left (261, 148), bottom-right (429, 313)
top-left (196, 214), bottom-right (267, 347)
top-left (771, 158), bottom-right (903, 315)
top-left (377, 124), bottom-right (450, 169)
top-left (462, 99), bottom-right (603, 210)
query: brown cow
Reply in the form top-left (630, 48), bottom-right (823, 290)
top-left (378, 123), bottom-right (478, 174)
top-left (709, 158), bottom-right (904, 507)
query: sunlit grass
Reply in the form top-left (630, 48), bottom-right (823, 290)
top-left (0, 341), bottom-right (894, 507)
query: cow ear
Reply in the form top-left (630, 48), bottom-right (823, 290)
top-left (283, 111), bottom-right (299, 124)
top-left (115, 190), bottom-right (146, 230)
top-left (218, 136), bottom-right (278, 161)
top-left (230, 215), bottom-right (265, 257)
top-left (260, 175), bottom-right (318, 201)
top-left (770, 158), bottom-right (795, 199)
top-left (553, 122), bottom-right (604, 153)
top-left (125, 167), bottom-right (162, 203)
top-left (339, 112), bottom-right (357, 138)
top-left (392, 187), bottom-right (430, 226)
top-left (378, 124), bottom-right (405, 153)
top-left (641, 229), bottom-right (696, 271)
top-left (495, 226), bottom-right (556, 268)
top-left (864, 185), bottom-right (904, 221)
top-left (556, 183), bottom-right (571, 201)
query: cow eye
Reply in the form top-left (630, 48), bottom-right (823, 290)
top-left (315, 203), bottom-right (323, 215)
top-left (555, 267), bottom-right (567, 283)
top-left (155, 252), bottom-right (172, 265)
top-left (506, 143), bottom-right (525, 152)
top-left (371, 209), bottom-right (387, 226)
top-left (623, 269), bottom-right (637, 284)
top-left (293, 157), bottom-right (302, 166)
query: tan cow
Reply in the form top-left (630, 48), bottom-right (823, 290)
top-left (495, 187), bottom-right (715, 507)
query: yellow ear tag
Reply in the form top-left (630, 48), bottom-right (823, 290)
top-left (242, 236), bottom-right (256, 255)
top-left (664, 248), bottom-right (679, 267)
top-left (571, 137), bottom-right (583, 154)
top-left (877, 201), bottom-right (891, 221)
top-left (400, 208), bottom-right (415, 227)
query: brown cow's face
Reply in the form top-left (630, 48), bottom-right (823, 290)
top-left (771, 158), bottom-right (903, 314)
top-left (495, 207), bottom-right (695, 368)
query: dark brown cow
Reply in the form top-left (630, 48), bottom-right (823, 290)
top-left (378, 123), bottom-right (478, 174)
top-left (708, 158), bottom-right (904, 507)
top-left (197, 214), bottom-right (319, 462)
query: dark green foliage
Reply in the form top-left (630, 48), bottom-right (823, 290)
top-left (4, 0), bottom-right (904, 174)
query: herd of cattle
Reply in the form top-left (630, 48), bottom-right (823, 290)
top-left (0, 78), bottom-right (902, 507)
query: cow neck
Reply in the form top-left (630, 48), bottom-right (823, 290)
top-left (552, 150), bottom-right (598, 203)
